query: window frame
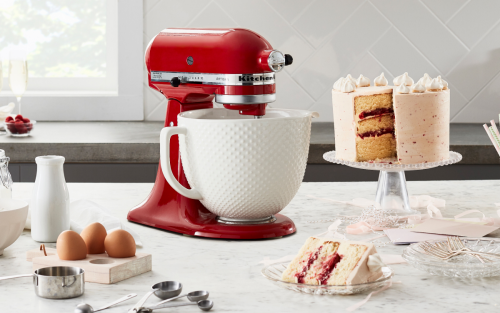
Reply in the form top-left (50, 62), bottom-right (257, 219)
top-left (0, 0), bottom-right (143, 121)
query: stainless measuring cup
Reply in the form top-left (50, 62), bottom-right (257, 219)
top-left (0, 266), bottom-right (85, 299)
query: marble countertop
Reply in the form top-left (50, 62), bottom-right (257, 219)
top-left (0, 122), bottom-right (496, 165)
top-left (2, 181), bottom-right (500, 312)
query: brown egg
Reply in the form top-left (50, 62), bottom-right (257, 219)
top-left (104, 229), bottom-right (136, 258)
top-left (56, 230), bottom-right (87, 260)
top-left (80, 222), bottom-right (107, 254)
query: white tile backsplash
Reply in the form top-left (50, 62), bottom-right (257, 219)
top-left (446, 0), bottom-right (500, 48)
top-left (143, 0), bottom-right (500, 123)
top-left (420, 0), bottom-right (469, 23)
top-left (372, 0), bottom-right (469, 74)
top-left (292, 0), bottom-right (364, 48)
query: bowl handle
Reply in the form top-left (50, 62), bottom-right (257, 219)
top-left (160, 127), bottom-right (203, 200)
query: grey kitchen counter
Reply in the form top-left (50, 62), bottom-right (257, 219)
top-left (0, 122), bottom-right (496, 164)
top-left (2, 181), bottom-right (500, 312)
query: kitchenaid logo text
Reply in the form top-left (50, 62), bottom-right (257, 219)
top-left (150, 72), bottom-right (274, 85)
top-left (239, 75), bottom-right (274, 82)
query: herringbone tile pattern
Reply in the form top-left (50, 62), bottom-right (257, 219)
top-left (143, 0), bottom-right (500, 123)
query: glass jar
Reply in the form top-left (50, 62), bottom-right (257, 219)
top-left (0, 150), bottom-right (13, 199)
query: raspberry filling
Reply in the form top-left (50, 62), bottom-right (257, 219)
top-left (358, 128), bottom-right (395, 139)
top-left (359, 108), bottom-right (394, 119)
top-left (317, 252), bottom-right (343, 285)
top-left (295, 246), bottom-right (323, 284)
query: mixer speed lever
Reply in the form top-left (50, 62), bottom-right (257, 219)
top-left (170, 77), bottom-right (181, 87)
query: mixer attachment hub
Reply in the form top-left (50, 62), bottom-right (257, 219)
top-left (216, 216), bottom-right (277, 225)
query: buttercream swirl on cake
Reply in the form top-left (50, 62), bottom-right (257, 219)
top-left (374, 73), bottom-right (388, 86)
top-left (426, 78), bottom-right (443, 91)
top-left (396, 82), bottom-right (410, 94)
top-left (333, 77), bottom-right (345, 90)
top-left (341, 79), bottom-right (356, 93)
top-left (367, 254), bottom-right (385, 273)
top-left (393, 72), bottom-right (414, 86)
top-left (420, 73), bottom-right (432, 87)
top-left (346, 74), bottom-right (357, 86)
top-left (411, 80), bottom-right (426, 93)
top-left (437, 75), bottom-right (448, 90)
top-left (356, 74), bottom-right (370, 87)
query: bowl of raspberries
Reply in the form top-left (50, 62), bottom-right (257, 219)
top-left (5, 114), bottom-right (36, 137)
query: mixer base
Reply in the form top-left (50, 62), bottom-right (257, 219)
top-left (128, 209), bottom-right (296, 240)
top-left (127, 180), bottom-right (296, 239)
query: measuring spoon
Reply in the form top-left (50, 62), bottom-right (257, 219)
top-left (75, 293), bottom-right (137, 313)
top-left (149, 290), bottom-right (209, 309)
top-left (128, 281), bottom-right (183, 313)
top-left (140, 300), bottom-right (214, 312)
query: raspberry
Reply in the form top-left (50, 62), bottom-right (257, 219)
top-left (14, 121), bottom-right (27, 133)
top-left (6, 124), bottom-right (17, 133)
top-left (16, 127), bottom-right (27, 134)
top-left (22, 118), bottom-right (30, 123)
top-left (5, 116), bottom-right (13, 122)
top-left (15, 114), bottom-right (23, 121)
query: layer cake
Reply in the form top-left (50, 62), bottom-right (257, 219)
top-left (332, 73), bottom-right (450, 164)
top-left (281, 237), bottom-right (384, 285)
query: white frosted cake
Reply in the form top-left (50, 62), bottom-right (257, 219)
top-left (281, 237), bottom-right (384, 285)
top-left (332, 72), bottom-right (450, 164)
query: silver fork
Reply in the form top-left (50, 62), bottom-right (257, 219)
top-left (447, 237), bottom-right (486, 263)
top-left (419, 242), bottom-right (461, 260)
top-left (449, 237), bottom-right (500, 260)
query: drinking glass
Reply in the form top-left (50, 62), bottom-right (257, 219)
top-left (0, 55), bottom-right (3, 91)
top-left (9, 49), bottom-right (28, 115)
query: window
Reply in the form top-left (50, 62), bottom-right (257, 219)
top-left (0, 0), bottom-right (143, 120)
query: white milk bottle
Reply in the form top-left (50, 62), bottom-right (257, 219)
top-left (31, 155), bottom-right (70, 242)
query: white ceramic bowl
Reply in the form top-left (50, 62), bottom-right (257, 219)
top-left (0, 199), bottom-right (29, 255)
top-left (160, 108), bottom-right (318, 221)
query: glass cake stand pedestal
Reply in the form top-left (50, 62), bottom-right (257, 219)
top-left (323, 151), bottom-right (462, 214)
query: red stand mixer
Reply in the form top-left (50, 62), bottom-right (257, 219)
top-left (127, 28), bottom-right (296, 239)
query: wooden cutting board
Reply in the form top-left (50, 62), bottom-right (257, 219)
top-left (26, 247), bottom-right (152, 284)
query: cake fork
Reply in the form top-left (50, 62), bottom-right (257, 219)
top-left (447, 237), bottom-right (500, 260)
top-left (419, 241), bottom-right (487, 263)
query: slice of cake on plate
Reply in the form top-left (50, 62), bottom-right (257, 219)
top-left (281, 237), bottom-right (384, 285)
top-left (332, 72), bottom-right (450, 164)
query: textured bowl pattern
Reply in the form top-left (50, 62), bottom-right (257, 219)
top-left (178, 115), bottom-right (312, 219)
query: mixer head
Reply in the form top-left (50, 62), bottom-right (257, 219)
top-left (145, 28), bottom-right (293, 117)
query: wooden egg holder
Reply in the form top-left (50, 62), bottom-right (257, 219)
top-left (26, 247), bottom-right (152, 284)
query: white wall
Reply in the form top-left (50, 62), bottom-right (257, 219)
top-left (143, 0), bottom-right (500, 123)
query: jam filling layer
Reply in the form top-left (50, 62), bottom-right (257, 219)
top-left (357, 128), bottom-right (395, 139)
top-left (359, 108), bottom-right (394, 120)
top-left (295, 245), bottom-right (323, 284)
top-left (317, 253), bottom-right (343, 285)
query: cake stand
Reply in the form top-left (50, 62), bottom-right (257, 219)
top-left (323, 151), bottom-right (462, 213)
